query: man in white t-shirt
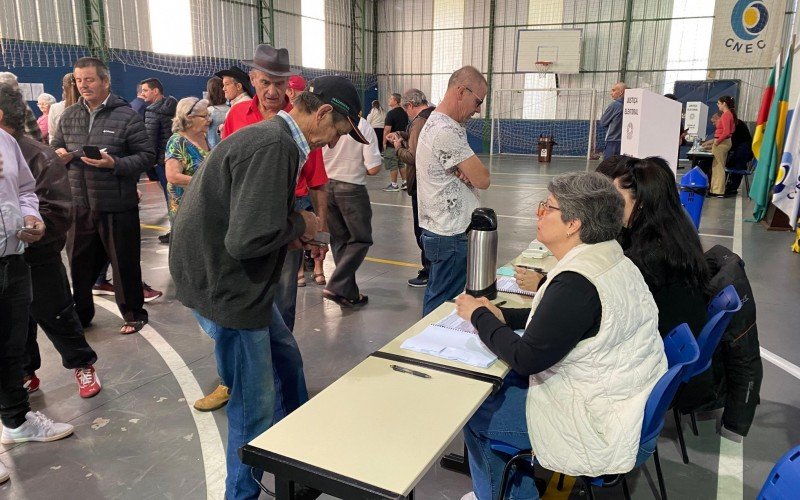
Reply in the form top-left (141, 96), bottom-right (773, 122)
top-left (416, 66), bottom-right (490, 316)
top-left (321, 117), bottom-right (383, 307)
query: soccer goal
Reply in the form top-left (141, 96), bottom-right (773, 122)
top-left (489, 88), bottom-right (598, 160)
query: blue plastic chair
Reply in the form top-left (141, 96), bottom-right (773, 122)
top-left (724, 160), bottom-right (755, 196)
top-left (707, 283), bottom-right (743, 321)
top-left (758, 445), bottom-right (800, 499)
top-left (491, 324), bottom-right (698, 500)
top-left (673, 285), bottom-right (742, 464)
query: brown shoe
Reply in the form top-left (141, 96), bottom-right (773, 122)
top-left (193, 385), bottom-right (230, 412)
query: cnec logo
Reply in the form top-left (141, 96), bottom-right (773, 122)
top-left (726, 0), bottom-right (769, 52)
top-left (731, 0), bottom-right (769, 40)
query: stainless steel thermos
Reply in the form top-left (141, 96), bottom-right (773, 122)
top-left (465, 208), bottom-right (498, 299)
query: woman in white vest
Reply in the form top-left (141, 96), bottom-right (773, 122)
top-left (455, 172), bottom-right (667, 500)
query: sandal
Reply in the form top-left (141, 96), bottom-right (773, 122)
top-left (297, 276), bottom-right (307, 287)
top-left (322, 290), bottom-right (368, 308)
top-left (313, 272), bottom-right (326, 285)
top-left (120, 320), bottom-right (146, 335)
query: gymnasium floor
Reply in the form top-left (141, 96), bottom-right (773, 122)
top-left (1, 155), bottom-right (798, 499)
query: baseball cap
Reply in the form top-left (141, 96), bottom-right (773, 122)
top-left (288, 75), bottom-right (307, 91)
top-left (306, 75), bottom-right (369, 144)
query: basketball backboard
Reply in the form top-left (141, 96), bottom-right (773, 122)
top-left (515, 29), bottom-right (582, 74)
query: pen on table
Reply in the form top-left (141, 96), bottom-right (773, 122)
top-left (494, 300), bottom-right (507, 307)
top-left (391, 364), bottom-right (431, 379)
top-left (516, 264), bottom-right (546, 274)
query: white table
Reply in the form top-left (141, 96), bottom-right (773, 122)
top-left (242, 259), bottom-right (542, 499)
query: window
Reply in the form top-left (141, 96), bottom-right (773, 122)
top-left (148, 0), bottom-right (193, 56)
top-left (663, 0), bottom-right (715, 93)
top-left (302, 0), bottom-right (326, 69)
top-left (430, 0), bottom-right (464, 105)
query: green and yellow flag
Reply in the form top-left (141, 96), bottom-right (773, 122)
top-left (750, 49), bottom-right (793, 221)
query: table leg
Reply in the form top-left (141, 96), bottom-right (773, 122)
top-left (440, 444), bottom-right (471, 476)
top-left (275, 476), bottom-right (296, 500)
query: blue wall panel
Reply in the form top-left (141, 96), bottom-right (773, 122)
top-left (464, 119), bottom-right (609, 157)
top-left (2, 47), bottom-right (378, 118)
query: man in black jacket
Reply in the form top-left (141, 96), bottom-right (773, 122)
top-left (141, 77), bottom-right (177, 243)
top-left (52, 57), bottom-right (155, 335)
top-left (0, 84), bottom-right (101, 398)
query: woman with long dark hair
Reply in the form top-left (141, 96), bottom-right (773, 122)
top-left (597, 155), bottom-right (709, 337)
top-left (709, 95), bottom-right (737, 197)
top-left (206, 76), bottom-right (230, 149)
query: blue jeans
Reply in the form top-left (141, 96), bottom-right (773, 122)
top-left (273, 195), bottom-right (314, 331)
top-left (420, 230), bottom-right (468, 316)
top-left (193, 305), bottom-right (308, 500)
top-left (604, 140), bottom-right (621, 159)
top-left (154, 164), bottom-right (169, 209)
top-left (465, 372), bottom-right (659, 500)
top-left (464, 371), bottom-right (538, 500)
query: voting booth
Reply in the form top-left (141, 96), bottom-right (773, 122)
top-left (621, 89), bottom-right (683, 174)
top-left (685, 101), bottom-right (710, 140)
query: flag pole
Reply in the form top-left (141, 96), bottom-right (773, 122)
top-left (761, 33), bottom-right (796, 231)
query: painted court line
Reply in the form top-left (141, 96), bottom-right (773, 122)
top-left (94, 299), bottom-right (225, 499)
top-left (544, 473), bottom-right (575, 499)
top-left (364, 256), bottom-right (419, 268)
top-left (716, 191), bottom-right (747, 499)
top-left (717, 437), bottom-right (744, 499)
top-left (699, 233), bottom-right (734, 239)
top-left (760, 348), bottom-right (800, 380)
top-left (369, 202), bottom-right (537, 220)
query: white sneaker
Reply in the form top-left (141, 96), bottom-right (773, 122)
top-left (461, 493), bottom-right (478, 500)
top-left (1, 411), bottom-right (74, 444)
top-left (0, 459), bottom-right (8, 484)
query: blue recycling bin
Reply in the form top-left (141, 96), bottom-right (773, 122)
top-left (679, 166), bottom-right (708, 230)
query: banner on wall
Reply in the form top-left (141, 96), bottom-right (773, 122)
top-left (708, 0), bottom-right (785, 69)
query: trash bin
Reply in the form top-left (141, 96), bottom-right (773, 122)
top-left (679, 166), bottom-right (708, 230)
top-left (537, 135), bottom-right (556, 163)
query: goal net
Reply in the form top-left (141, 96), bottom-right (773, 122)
top-left (490, 88), bottom-right (599, 160)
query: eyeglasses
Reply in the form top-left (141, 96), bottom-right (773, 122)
top-left (537, 200), bottom-right (561, 217)
top-left (187, 99), bottom-right (207, 117)
top-left (464, 87), bottom-right (484, 107)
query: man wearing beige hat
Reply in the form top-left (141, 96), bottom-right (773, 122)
top-left (171, 72), bottom-right (368, 499)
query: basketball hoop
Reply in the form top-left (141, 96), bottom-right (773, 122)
top-left (535, 60), bottom-right (553, 73)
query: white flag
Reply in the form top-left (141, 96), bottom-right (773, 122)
top-left (772, 93), bottom-right (800, 229)
top-left (708, 0), bottom-right (785, 69)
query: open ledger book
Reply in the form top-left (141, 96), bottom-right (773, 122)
top-left (496, 276), bottom-right (536, 297)
top-left (400, 310), bottom-right (497, 368)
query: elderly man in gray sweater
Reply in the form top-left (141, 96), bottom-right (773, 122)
top-left (169, 75), bottom-right (367, 500)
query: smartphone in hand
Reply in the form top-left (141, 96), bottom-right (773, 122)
top-left (83, 145), bottom-right (103, 160)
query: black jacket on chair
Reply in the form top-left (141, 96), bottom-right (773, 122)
top-left (51, 94), bottom-right (155, 213)
top-left (699, 245), bottom-right (763, 437)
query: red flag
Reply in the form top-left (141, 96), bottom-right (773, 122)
top-left (752, 65), bottom-right (776, 159)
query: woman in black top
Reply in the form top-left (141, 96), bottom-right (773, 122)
top-left (597, 155), bottom-right (709, 337)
